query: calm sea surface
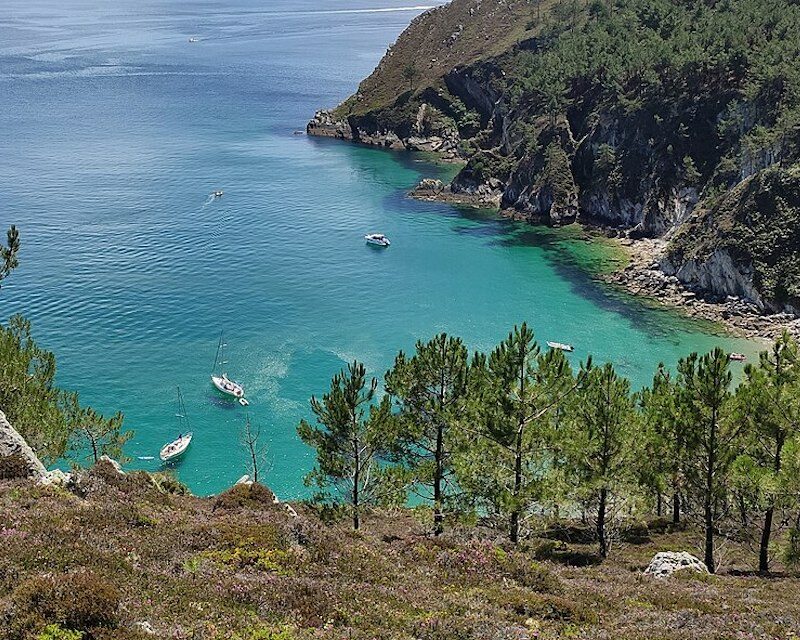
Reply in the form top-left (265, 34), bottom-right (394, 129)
top-left (0, 0), bottom-right (759, 496)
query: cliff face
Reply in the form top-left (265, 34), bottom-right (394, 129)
top-left (309, 0), bottom-right (800, 315)
top-left (665, 166), bottom-right (800, 315)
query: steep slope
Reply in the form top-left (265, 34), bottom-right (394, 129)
top-left (308, 0), bottom-right (800, 315)
top-left (665, 164), bottom-right (800, 314)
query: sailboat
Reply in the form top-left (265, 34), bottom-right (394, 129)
top-left (159, 387), bottom-right (193, 462)
top-left (210, 331), bottom-right (249, 406)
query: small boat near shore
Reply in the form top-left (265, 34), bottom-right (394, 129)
top-left (730, 352), bottom-right (747, 362)
top-left (365, 233), bottom-right (390, 247)
top-left (547, 341), bottom-right (574, 352)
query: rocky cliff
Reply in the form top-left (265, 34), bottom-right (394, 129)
top-left (309, 0), bottom-right (800, 316)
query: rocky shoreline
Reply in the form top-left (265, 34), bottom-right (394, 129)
top-left (408, 179), bottom-right (799, 342)
top-left (602, 237), bottom-right (800, 342)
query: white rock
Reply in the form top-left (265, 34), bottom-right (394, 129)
top-left (133, 621), bottom-right (155, 635)
top-left (644, 551), bottom-right (709, 578)
top-left (40, 468), bottom-right (72, 487)
top-left (235, 474), bottom-right (253, 486)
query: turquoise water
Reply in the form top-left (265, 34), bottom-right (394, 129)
top-left (1, 0), bottom-right (759, 496)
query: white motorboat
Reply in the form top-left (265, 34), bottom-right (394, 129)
top-left (160, 432), bottom-right (193, 462)
top-left (547, 341), bottom-right (574, 352)
top-left (212, 190), bottom-right (223, 198)
top-left (160, 387), bottom-right (193, 462)
top-left (188, 37), bottom-right (199, 43)
top-left (730, 352), bottom-right (747, 362)
top-left (210, 332), bottom-right (249, 406)
top-left (365, 233), bottom-right (390, 247)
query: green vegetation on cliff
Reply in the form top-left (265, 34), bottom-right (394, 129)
top-left (329, 0), bottom-right (800, 312)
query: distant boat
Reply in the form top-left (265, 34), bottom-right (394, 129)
top-left (212, 190), bottom-right (223, 198)
top-left (160, 387), bottom-right (193, 462)
top-left (188, 37), bottom-right (199, 43)
top-left (547, 341), bottom-right (574, 352)
top-left (365, 233), bottom-right (390, 247)
top-left (210, 331), bottom-right (249, 406)
top-left (730, 352), bottom-right (747, 362)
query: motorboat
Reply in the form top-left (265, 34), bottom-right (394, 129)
top-left (547, 341), bottom-right (574, 352)
top-left (188, 37), bottom-right (199, 43)
top-left (210, 332), bottom-right (249, 406)
top-left (160, 432), bottom-right (193, 462)
top-left (365, 233), bottom-right (390, 247)
top-left (730, 352), bottom-right (747, 362)
top-left (212, 190), bottom-right (224, 198)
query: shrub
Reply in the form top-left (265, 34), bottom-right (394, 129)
top-left (502, 555), bottom-right (563, 594)
top-left (37, 624), bottom-right (83, 640)
top-left (11, 570), bottom-right (120, 636)
top-left (498, 589), bottom-right (593, 623)
top-left (0, 453), bottom-right (32, 480)
top-left (148, 471), bottom-right (190, 495)
top-left (213, 483), bottom-right (277, 511)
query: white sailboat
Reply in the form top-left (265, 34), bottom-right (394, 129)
top-left (159, 387), bottom-right (193, 462)
top-left (210, 331), bottom-right (249, 406)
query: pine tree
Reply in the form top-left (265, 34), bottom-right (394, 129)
top-left (0, 225), bottom-right (20, 291)
top-left (385, 334), bottom-right (469, 535)
top-left (459, 324), bottom-right (576, 542)
top-left (298, 361), bottom-right (395, 530)
top-left (564, 362), bottom-right (639, 558)
top-left (639, 364), bottom-right (687, 523)
top-left (679, 348), bottom-right (737, 573)
top-left (733, 332), bottom-right (800, 572)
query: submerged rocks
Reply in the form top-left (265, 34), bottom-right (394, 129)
top-left (645, 552), bottom-right (709, 578)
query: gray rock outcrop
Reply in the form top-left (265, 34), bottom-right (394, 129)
top-left (0, 409), bottom-right (47, 480)
top-left (644, 551), bottom-right (709, 578)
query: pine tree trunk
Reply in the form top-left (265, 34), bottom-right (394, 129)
top-left (759, 506), bottom-right (773, 573)
top-left (353, 436), bottom-right (360, 531)
top-left (510, 427), bottom-right (523, 544)
top-left (672, 491), bottom-right (680, 524)
top-left (704, 411), bottom-right (717, 573)
top-left (760, 438), bottom-right (784, 572)
top-left (656, 492), bottom-right (662, 517)
top-left (434, 421), bottom-right (444, 536)
top-left (597, 487), bottom-right (608, 558)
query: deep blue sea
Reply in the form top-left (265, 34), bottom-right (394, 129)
top-left (0, 0), bottom-right (759, 496)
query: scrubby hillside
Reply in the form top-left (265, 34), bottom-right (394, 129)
top-left (2, 471), bottom-right (800, 639)
top-left (309, 0), bottom-right (800, 315)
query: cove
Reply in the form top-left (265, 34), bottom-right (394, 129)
top-left (0, 0), bottom-right (758, 496)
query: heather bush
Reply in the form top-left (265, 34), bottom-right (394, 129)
top-left (10, 570), bottom-right (120, 638)
top-left (213, 483), bottom-right (277, 511)
top-left (0, 453), bottom-right (32, 480)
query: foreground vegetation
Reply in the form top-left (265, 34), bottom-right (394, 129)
top-left (2, 469), bottom-right (800, 640)
top-left (299, 326), bottom-right (800, 576)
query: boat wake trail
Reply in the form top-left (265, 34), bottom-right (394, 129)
top-left (202, 194), bottom-right (215, 207)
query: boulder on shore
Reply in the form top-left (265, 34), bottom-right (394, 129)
top-left (644, 551), bottom-right (709, 578)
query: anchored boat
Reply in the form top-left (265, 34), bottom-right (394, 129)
top-left (160, 388), bottom-right (193, 462)
top-left (365, 233), bottom-right (390, 247)
top-left (547, 341), bottom-right (574, 352)
top-left (210, 331), bottom-right (249, 406)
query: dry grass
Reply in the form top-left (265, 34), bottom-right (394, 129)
top-left (337, 0), bottom-right (559, 116)
top-left (1, 471), bottom-right (799, 639)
